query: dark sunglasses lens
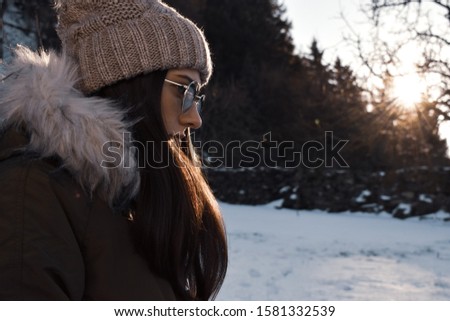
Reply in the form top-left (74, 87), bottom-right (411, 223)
top-left (182, 83), bottom-right (197, 113)
top-left (196, 96), bottom-right (204, 114)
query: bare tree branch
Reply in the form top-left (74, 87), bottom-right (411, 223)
top-left (417, 31), bottom-right (450, 46)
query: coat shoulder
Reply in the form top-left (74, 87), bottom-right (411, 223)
top-left (0, 153), bottom-right (93, 245)
top-left (0, 154), bottom-right (88, 299)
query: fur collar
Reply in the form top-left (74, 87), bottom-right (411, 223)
top-left (0, 46), bottom-right (139, 206)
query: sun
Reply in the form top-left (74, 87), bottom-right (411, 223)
top-left (392, 73), bottom-right (425, 109)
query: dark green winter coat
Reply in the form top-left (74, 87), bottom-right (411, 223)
top-left (0, 47), bottom-right (176, 300)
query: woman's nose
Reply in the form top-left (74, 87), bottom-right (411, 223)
top-left (180, 103), bottom-right (202, 129)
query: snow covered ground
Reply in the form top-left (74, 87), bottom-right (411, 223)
top-left (217, 201), bottom-right (450, 300)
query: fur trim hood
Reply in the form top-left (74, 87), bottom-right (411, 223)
top-left (0, 46), bottom-right (139, 206)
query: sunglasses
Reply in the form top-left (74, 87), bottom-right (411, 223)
top-left (164, 79), bottom-right (205, 114)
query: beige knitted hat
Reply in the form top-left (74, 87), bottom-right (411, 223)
top-left (55, 0), bottom-right (212, 93)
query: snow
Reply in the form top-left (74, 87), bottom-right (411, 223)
top-left (380, 195), bottom-right (392, 201)
top-left (217, 201), bottom-right (450, 300)
top-left (419, 194), bottom-right (433, 203)
top-left (355, 190), bottom-right (371, 203)
top-left (395, 203), bottom-right (412, 215)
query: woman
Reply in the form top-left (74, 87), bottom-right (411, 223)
top-left (0, 0), bottom-right (227, 300)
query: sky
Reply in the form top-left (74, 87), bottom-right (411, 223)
top-left (282, 0), bottom-right (450, 151)
top-left (282, 0), bottom-right (365, 66)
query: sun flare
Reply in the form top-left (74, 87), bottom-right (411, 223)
top-left (392, 73), bottom-right (425, 109)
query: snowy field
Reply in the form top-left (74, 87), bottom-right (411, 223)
top-left (217, 201), bottom-right (450, 300)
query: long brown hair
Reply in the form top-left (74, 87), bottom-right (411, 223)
top-left (96, 71), bottom-right (227, 300)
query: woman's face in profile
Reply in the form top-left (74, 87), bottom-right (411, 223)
top-left (161, 69), bottom-right (203, 139)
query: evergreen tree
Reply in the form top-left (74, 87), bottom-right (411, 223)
top-left (4, 0), bottom-right (444, 170)
top-left (365, 74), bottom-right (448, 169)
top-left (166, 0), bottom-right (297, 144)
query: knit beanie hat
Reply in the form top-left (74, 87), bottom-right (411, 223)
top-left (55, 0), bottom-right (212, 94)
